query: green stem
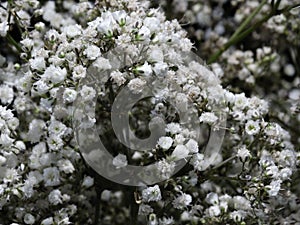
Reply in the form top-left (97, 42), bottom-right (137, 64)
top-left (207, 2), bottom-right (300, 64)
top-left (230, 0), bottom-right (268, 41)
top-left (6, 33), bottom-right (22, 52)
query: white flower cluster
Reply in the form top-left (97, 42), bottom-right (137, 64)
top-left (0, 0), bottom-right (299, 224)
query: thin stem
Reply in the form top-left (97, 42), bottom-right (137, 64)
top-left (230, 0), bottom-right (268, 41)
top-left (6, 33), bottom-right (22, 52)
top-left (207, 2), bottom-right (300, 64)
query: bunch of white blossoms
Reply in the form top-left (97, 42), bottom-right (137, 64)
top-left (0, 0), bottom-right (298, 224)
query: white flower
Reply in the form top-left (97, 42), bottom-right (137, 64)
top-left (0, 85), bottom-right (14, 104)
top-left (206, 205), bottom-right (221, 217)
top-left (157, 136), bottom-right (173, 150)
top-left (153, 62), bottom-right (168, 75)
top-left (199, 112), bottom-right (218, 125)
top-left (137, 62), bottom-right (152, 76)
top-left (92, 57), bottom-right (111, 70)
top-left (0, 21), bottom-right (9, 37)
top-left (58, 159), bottom-right (75, 174)
top-left (234, 93), bottom-right (248, 110)
top-left (80, 85), bottom-right (96, 101)
top-left (43, 167), bottom-right (60, 187)
top-left (47, 135), bottom-right (64, 151)
top-left (84, 45), bottom-right (101, 60)
top-left (143, 17), bottom-right (160, 33)
top-left (63, 24), bottom-right (82, 38)
top-left (112, 10), bottom-right (127, 25)
top-left (233, 196), bottom-right (251, 210)
top-left (237, 145), bottom-right (251, 162)
top-left (0, 133), bottom-right (14, 147)
top-left (159, 217), bottom-right (174, 225)
top-left (142, 185), bottom-right (162, 202)
top-left (172, 193), bottom-right (192, 209)
top-left (48, 120), bottom-right (67, 137)
top-left (171, 144), bottom-right (189, 160)
top-left (32, 79), bottom-right (52, 95)
top-left (166, 123), bottom-right (182, 134)
top-left (205, 192), bottom-right (219, 205)
top-left (0, 155), bottom-right (7, 166)
top-left (110, 70), bottom-right (126, 86)
top-left (279, 168), bottom-right (292, 181)
top-left (72, 65), bottom-right (86, 79)
top-left (185, 139), bottom-right (198, 153)
top-left (41, 217), bottom-right (54, 225)
top-left (63, 88), bottom-right (77, 103)
top-left (230, 210), bottom-right (247, 222)
top-left (245, 120), bottom-right (260, 135)
top-left (48, 189), bottom-right (63, 205)
top-left (138, 204), bottom-right (153, 216)
top-left (156, 159), bottom-right (175, 180)
top-left (112, 154), bottom-right (128, 168)
top-left (266, 180), bottom-right (282, 196)
top-left (82, 176), bottom-right (94, 188)
top-left (24, 213), bottom-right (35, 225)
top-left (30, 57), bottom-right (46, 71)
top-left (44, 65), bottom-right (67, 84)
top-left (138, 26), bottom-right (151, 39)
top-left (97, 11), bottom-right (115, 34)
top-left (148, 47), bottom-right (164, 62)
top-left (128, 78), bottom-right (146, 94)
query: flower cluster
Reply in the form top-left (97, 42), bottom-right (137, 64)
top-left (0, 0), bottom-right (299, 224)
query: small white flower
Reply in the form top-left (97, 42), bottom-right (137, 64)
top-left (72, 65), bottom-right (86, 79)
top-left (0, 85), bottom-right (14, 104)
top-left (48, 189), bottom-right (63, 205)
top-left (245, 120), bottom-right (260, 135)
top-left (142, 185), bottom-right (162, 202)
top-left (266, 180), bottom-right (282, 196)
top-left (41, 217), bottom-right (54, 225)
top-left (43, 167), bottom-right (60, 187)
top-left (47, 135), bottom-right (64, 151)
top-left (111, 70), bottom-right (126, 86)
top-left (0, 133), bottom-right (14, 147)
top-left (138, 26), bottom-right (151, 39)
top-left (82, 176), bottom-right (94, 188)
top-left (30, 57), bottom-right (46, 71)
top-left (58, 159), bottom-right (75, 174)
top-left (63, 24), bottom-right (82, 38)
top-left (206, 205), bottom-right (221, 217)
top-left (44, 65), bottom-right (67, 84)
top-left (112, 153), bottom-right (128, 168)
top-left (128, 78), bottom-right (146, 94)
top-left (24, 213), bottom-right (35, 225)
top-left (205, 192), bottom-right (219, 205)
top-left (199, 112), bottom-right (218, 125)
top-left (137, 62), bottom-right (152, 76)
top-left (84, 45), bottom-right (101, 60)
top-left (156, 159), bottom-right (175, 180)
top-left (172, 193), bottom-right (192, 209)
top-left (97, 11), bottom-right (115, 34)
top-left (171, 144), bottom-right (189, 160)
top-left (0, 21), bottom-right (9, 37)
top-left (237, 145), bottom-right (251, 162)
top-left (185, 139), bottom-right (198, 153)
top-left (63, 88), bottom-right (77, 103)
top-left (143, 17), bottom-right (160, 33)
top-left (166, 123), bottom-right (182, 134)
top-left (92, 57), bottom-right (111, 70)
top-left (157, 136), bottom-right (173, 150)
top-left (279, 168), bottom-right (292, 181)
top-left (80, 85), bottom-right (96, 101)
